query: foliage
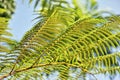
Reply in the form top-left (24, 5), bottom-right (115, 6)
top-left (0, 0), bottom-right (17, 78)
top-left (0, 0), bottom-right (16, 60)
top-left (0, 0), bottom-right (15, 18)
top-left (0, 0), bottom-right (120, 80)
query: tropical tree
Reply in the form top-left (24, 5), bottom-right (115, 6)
top-left (0, 0), bottom-right (120, 80)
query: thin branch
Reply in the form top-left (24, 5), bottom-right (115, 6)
top-left (0, 62), bottom-right (96, 80)
top-left (0, 71), bottom-right (15, 80)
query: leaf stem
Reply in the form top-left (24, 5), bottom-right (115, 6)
top-left (0, 62), bottom-right (96, 80)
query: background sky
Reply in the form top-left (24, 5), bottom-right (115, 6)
top-left (7, 0), bottom-right (120, 80)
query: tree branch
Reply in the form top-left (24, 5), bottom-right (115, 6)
top-left (0, 62), bottom-right (97, 80)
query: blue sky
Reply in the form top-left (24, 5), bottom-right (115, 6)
top-left (9, 0), bottom-right (35, 40)
top-left (9, 0), bottom-right (120, 41)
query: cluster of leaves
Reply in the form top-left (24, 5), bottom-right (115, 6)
top-left (0, 0), bottom-right (120, 80)
top-left (0, 0), bottom-right (16, 60)
top-left (0, 0), bottom-right (17, 79)
top-left (0, 0), bottom-right (15, 18)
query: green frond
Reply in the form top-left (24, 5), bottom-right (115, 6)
top-left (0, 17), bottom-right (13, 52)
top-left (6, 16), bottom-right (120, 78)
top-left (13, 8), bottom-right (75, 65)
top-left (83, 52), bottom-right (120, 68)
top-left (0, 46), bottom-right (10, 52)
top-left (94, 66), bottom-right (120, 75)
top-left (0, 3), bottom-right (16, 75)
top-left (0, 0), bottom-right (15, 18)
top-left (57, 65), bottom-right (70, 80)
top-left (0, 6), bottom-right (120, 79)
